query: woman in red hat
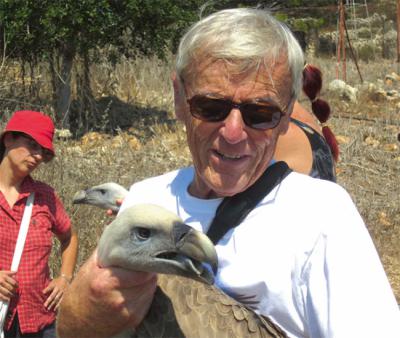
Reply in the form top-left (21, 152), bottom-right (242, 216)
top-left (0, 111), bottom-right (78, 338)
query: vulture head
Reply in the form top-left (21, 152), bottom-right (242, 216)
top-left (97, 204), bottom-right (218, 284)
top-left (73, 183), bottom-right (217, 284)
top-left (73, 182), bottom-right (128, 212)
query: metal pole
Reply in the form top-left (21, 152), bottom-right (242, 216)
top-left (344, 14), bottom-right (364, 83)
top-left (336, 35), bottom-right (341, 79)
top-left (397, 0), bottom-right (400, 67)
top-left (336, 1), bottom-right (341, 79)
top-left (339, 1), bottom-right (347, 81)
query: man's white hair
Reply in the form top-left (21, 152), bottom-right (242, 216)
top-left (175, 8), bottom-right (304, 97)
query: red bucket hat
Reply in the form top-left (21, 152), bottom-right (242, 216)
top-left (1, 110), bottom-right (55, 155)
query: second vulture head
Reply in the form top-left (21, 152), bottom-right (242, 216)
top-left (73, 182), bottom-right (128, 212)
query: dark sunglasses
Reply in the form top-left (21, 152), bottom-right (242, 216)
top-left (19, 134), bottom-right (54, 162)
top-left (187, 95), bottom-right (289, 130)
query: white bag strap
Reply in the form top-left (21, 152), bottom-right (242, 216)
top-left (10, 193), bottom-right (35, 271)
top-left (0, 192), bottom-right (35, 337)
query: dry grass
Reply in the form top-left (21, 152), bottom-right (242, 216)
top-left (331, 115), bottom-right (400, 301)
top-left (312, 57), bottom-right (400, 301)
top-left (1, 54), bottom-right (399, 304)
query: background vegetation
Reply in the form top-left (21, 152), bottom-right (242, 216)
top-left (0, 0), bottom-right (399, 303)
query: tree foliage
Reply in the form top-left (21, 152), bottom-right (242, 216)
top-left (0, 1), bottom-right (208, 61)
top-left (0, 0), bottom-right (206, 126)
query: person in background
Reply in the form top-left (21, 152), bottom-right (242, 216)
top-left (275, 64), bottom-right (337, 182)
top-left (57, 8), bottom-right (400, 338)
top-left (0, 110), bottom-right (78, 338)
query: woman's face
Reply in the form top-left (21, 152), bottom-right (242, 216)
top-left (3, 133), bottom-right (52, 175)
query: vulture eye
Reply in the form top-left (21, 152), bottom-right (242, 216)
top-left (98, 189), bottom-right (106, 195)
top-left (135, 227), bottom-right (151, 241)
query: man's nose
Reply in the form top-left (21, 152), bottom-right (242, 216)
top-left (220, 108), bottom-right (247, 144)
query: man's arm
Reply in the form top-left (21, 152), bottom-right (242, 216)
top-left (302, 189), bottom-right (400, 337)
top-left (57, 250), bottom-right (157, 338)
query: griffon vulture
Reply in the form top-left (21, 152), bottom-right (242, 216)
top-left (73, 184), bottom-right (287, 338)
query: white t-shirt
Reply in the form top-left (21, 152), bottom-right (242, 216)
top-left (120, 167), bottom-right (400, 338)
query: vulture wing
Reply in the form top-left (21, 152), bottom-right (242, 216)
top-left (134, 274), bottom-right (287, 338)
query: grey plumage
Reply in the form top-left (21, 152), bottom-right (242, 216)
top-left (73, 182), bottom-right (128, 212)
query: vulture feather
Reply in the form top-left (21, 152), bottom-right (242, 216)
top-left (73, 183), bottom-right (287, 338)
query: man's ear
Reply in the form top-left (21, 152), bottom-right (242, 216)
top-left (279, 115), bottom-right (290, 135)
top-left (171, 72), bottom-right (187, 122)
top-left (278, 98), bottom-right (295, 135)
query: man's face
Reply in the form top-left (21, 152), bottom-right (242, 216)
top-left (174, 58), bottom-right (293, 199)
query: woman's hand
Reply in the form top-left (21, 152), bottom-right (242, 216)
top-left (43, 275), bottom-right (71, 311)
top-left (0, 270), bottom-right (18, 302)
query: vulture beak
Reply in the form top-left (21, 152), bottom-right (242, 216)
top-left (72, 190), bottom-right (87, 204)
top-left (168, 222), bottom-right (218, 284)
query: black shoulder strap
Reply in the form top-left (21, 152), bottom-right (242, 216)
top-left (206, 161), bottom-right (292, 245)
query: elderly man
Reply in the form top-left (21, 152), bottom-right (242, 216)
top-left (57, 8), bottom-right (400, 337)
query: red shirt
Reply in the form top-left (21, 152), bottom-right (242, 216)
top-left (0, 176), bottom-right (71, 333)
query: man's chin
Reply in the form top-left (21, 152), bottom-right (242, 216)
top-left (206, 176), bottom-right (250, 198)
top-left (192, 169), bottom-right (252, 198)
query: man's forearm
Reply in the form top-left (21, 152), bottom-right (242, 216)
top-left (56, 252), bottom-right (157, 337)
top-left (56, 257), bottom-right (123, 337)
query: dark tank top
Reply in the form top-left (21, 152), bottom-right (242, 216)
top-left (291, 118), bottom-right (336, 182)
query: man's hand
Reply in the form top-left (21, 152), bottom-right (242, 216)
top-left (57, 250), bottom-right (157, 338)
top-left (106, 198), bottom-right (123, 216)
top-left (0, 270), bottom-right (17, 302)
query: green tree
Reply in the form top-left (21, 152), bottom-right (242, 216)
top-left (0, 0), bottom-right (203, 127)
